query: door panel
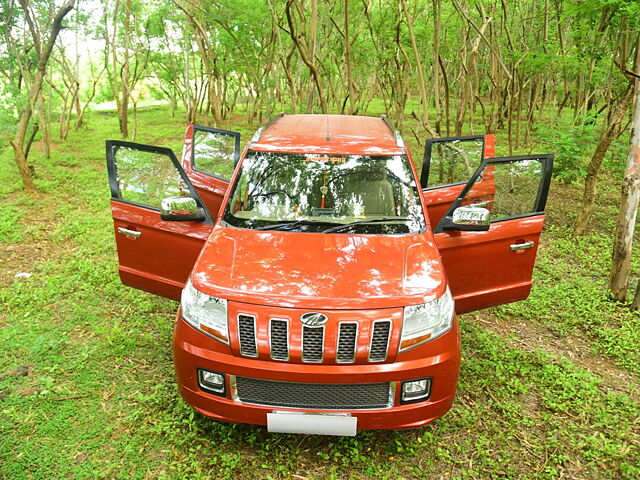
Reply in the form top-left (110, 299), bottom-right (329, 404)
top-left (435, 154), bottom-right (553, 314)
top-left (181, 124), bottom-right (241, 217)
top-left (436, 216), bottom-right (544, 313)
top-left (421, 134), bottom-right (494, 226)
top-left (112, 201), bottom-right (212, 300)
top-left (106, 140), bottom-right (214, 301)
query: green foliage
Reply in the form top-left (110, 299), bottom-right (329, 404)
top-left (536, 116), bottom-right (600, 184)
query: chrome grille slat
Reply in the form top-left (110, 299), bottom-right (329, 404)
top-left (369, 320), bottom-right (391, 362)
top-left (336, 322), bottom-right (357, 363)
top-left (302, 325), bottom-right (324, 363)
top-left (269, 319), bottom-right (289, 360)
top-left (238, 315), bottom-right (258, 357)
top-left (234, 376), bottom-right (391, 409)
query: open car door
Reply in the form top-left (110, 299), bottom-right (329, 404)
top-left (181, 125), bottom-right (241, 217)
top-left (434, 154), bottom-right (553, 314)
top-left (106, 141), bottom-right (214, 301)
top-left (420, 134), bottom-right (494, 226)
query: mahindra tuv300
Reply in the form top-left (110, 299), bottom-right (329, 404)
top-left (106, 114), bottom-right (552, 436)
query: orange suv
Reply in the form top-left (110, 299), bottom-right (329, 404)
top-left (106, 114), bottom-right (552, 435)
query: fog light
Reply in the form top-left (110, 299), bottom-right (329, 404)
top-left (197, 369), bottom-right (226, 395)
top-left (401, 378), bottom-right (431, 403)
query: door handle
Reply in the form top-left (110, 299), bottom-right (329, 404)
top-left (117, 227), bottom-right (142, 238)
top-left (510, 240), bottom-right (534, 251)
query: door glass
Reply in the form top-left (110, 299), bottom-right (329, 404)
top-left (424, 137), bottom-right (484, 188)
top-left (461, 158), bottom-right (545, 221)
top-left (193, 129), bottom-right (239, 179)
top-left (114, 146), bottom-right (186, 208)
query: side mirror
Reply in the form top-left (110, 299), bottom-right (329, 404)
top-left (442, 205), bottom-right (490, 231)
top-left (160, 196), bottom-right (205, 222)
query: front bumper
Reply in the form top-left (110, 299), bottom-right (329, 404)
top-left (173, 315), bottom-right (460, 430)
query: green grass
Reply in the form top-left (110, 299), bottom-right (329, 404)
top-left (1, 106), bottom-right (639, 479)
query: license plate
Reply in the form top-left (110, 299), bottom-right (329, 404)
top-left (267, 411), bottom-right (357, 436)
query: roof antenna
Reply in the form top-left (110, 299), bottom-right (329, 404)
top-left (325, 115), bottom-right (331, 141)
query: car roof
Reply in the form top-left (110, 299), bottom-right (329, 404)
top-left (250, 114), bottom-right (405, 156)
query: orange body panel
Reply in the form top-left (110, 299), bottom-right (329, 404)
top-left (111, 200), bottom-right (212, 300)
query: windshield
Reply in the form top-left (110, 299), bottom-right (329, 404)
top-left (222, 151), bottom-right (425, 234)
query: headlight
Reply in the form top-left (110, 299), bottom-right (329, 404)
top-left (400, 287), bottom-right (454, 351)
top-left (181, 279), bottom-right (229, 344)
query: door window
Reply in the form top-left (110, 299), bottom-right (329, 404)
top-left (111, 145), bottom-right (186, 208)
top-left (437, 155), bottom-right (553, 232)
top-left (192, 127), bottom-right (241, 180)
top-left (107, 140), bottom-right (211, 223)
top-left (421, 135), bottom-right (485, 188)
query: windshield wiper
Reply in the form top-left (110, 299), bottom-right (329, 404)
top-left (255, 219), bottom-right (338, 231)
top-left (322, 217), bottom-right (410, 234)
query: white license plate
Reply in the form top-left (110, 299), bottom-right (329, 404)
top-left (267, 411), bottom-right (357, 436)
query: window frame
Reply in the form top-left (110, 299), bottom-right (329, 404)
top-left (106, 140), bottom-right (213, 225)
top-left (191, 125), bottom-right (241, 181)
top-left (420, 134), bottom-right (486, 190)
top-left (435, 154), bottom-right (554, 233)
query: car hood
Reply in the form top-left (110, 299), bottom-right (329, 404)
top-left (191, 226), bottom-right (446, 310)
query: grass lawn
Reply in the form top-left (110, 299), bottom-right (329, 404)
top-left (1, 107), bottom-right (639, 479)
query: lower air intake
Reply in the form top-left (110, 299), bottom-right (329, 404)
top-left (234, 376), bottom-right (391, 409)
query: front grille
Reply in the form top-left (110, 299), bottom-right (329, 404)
top-left (269, 319), bottom-right (289, 360)
top-left (369, 320), bottom-right (391, 362)
top-left (235, 310), bottom-right (394, 363)
top-left (336, 322), bottom-right (357, 363)
top-left (302, 325), bottom-right (324, 362)
top-left (234, 376), bottom-right (391, 409)
top-left (238, 315), bottom-right (257, 357)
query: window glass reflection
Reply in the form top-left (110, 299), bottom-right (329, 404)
top-left (460, 159), bottom-right (544, 220)
top-left (115, 147), bottom-right (185, 208)
top-left (428, 138), bottom-right (483, 187)
top-left (224, 152), bottom-right (425, 234)
top-left (193, 129), bottom-right (236, 178)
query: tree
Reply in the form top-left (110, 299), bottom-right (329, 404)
top-left (609, 35), bottom-right (640, 302)
top-left (4, 0), bottom-right (75, 193)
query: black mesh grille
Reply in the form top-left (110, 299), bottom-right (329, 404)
top-left (302, 326), bottom-right (324, 362)
top-left (235, 376), bottom-right (391, 409)
top-left (336, 323), bottom-right (357, 363)
top-left (238, 315), bottom-right (257, 357)
top-left (270, 319), bottom-right (288, 360)
top-left (369, 320), bottom-right (391, 362)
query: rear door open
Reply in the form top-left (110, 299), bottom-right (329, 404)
top-left (181, 125), bottom-right (241, 218)
top-left (420, 134), bottom-right (494, 227)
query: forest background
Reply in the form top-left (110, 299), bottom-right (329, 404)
top-left (1, 0), bottom-right (640, 479)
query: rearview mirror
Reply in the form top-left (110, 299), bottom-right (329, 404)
top-left (442, 205), bottom-right (490, 231)
top-left (160, 196), bottom-right (205, 222)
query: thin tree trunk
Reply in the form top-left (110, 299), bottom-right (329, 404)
top-left (574, 86), bottom-right (633, 236)
top-left (344, 0), bottom-right (356, 114)
top-left (432, 0), bottom-right (442, 134)
top-left (285, 0), bottom-right (328, 113)
top-left (400, 0), bottom-right (434, 132)
top-left (609, 39), bottom-right (640, 301)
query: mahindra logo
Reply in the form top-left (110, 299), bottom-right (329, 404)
top-left (300, 312), bottom-right (328, 327)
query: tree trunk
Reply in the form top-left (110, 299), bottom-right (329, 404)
top-left (9, 0), bottom-right (75, 193)
top-left (609, 40), bottom-right (640, 301)
top-left (285, 0), bottom-right (328, 114)
top-left (574, 86), bottom-right (633, 236)
top-left (400, 0), bottom-right (433, 132)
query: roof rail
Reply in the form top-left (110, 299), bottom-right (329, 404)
top-left (250, 112), bottom-right (285, 144)
top-left (380, 115), bottom-right (405, 149)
